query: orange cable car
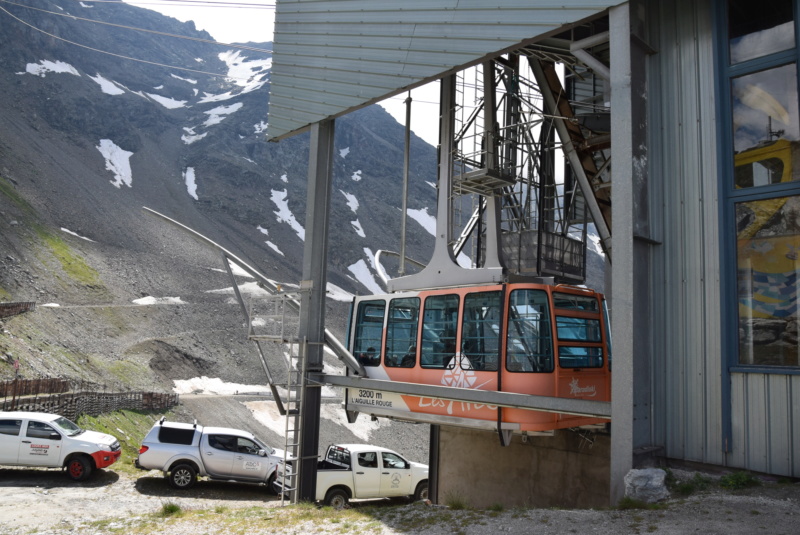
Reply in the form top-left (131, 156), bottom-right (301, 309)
top-left (345, 282), bottom-right (611, 434)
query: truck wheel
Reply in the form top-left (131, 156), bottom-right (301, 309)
top-left (324, 488), bottom-right (349, 509)
top-left (413, 481), bottom-right (429, 502)
top-left (169, 464), bottom-right (197, 490)
top-left (66, 456), bottom-right (92, 481)
top-left (265, 472), bottom-right (278, 495)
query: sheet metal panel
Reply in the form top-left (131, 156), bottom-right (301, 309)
top-left (648, 0), bottom-right (725, 466)
top-left (268, 0), bottom-right (617, 140)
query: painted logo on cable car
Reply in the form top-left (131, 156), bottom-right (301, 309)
top-left (568, 378), bottom-right (597, 397)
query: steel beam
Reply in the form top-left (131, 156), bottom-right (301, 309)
top-left (297, 119), bottom-right (335, 503)
top-left (315, 374), bottom-right (611, 418)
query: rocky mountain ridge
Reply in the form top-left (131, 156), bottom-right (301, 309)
top-left (0, 0), bottom-right (440, 391)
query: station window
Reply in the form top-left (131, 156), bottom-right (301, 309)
top-left (506, 289), bottom-right (553, 372)
top-left (385, 297), bottom-right (420, 368)
top-left (722, 0), bottom-right (800, 368)
top-left (461, 291), bottom-right (501, 371)
top-left (420, 294), bottom-right (459, 368)
top-left (353, 300), bottom-right (385, 367)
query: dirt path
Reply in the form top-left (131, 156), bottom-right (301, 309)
top-left (0, 467), bottom-right (281, 533)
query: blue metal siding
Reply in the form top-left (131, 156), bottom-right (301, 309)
top-left (268, 0), bottom-right (618, 140)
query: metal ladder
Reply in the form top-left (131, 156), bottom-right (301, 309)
top-left (245, 291), bottom-right (305, 505)
top-left (278, 335), bottom-right (306, 505)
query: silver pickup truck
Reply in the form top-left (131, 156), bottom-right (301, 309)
top-left (135, 418), bottom-right (284, 490)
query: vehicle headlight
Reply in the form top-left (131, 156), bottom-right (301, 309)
top-left (97, 443), bottom-right (113, 452)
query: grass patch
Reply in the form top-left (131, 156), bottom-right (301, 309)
top-left (35, 225), bottom-right (102, 288)
top-left (0, 175), bottom-right (35, 214)
top-left (719, 471), bottom-right (761, 490)
top-left (443, 491), bottom-right (469, 510)
top-left (159, 502), bottom-right (183, 517)
top-left (76, 409), bottom-right (173, 475)
top-left (616, 497), bottom-right (667, 510)
top-left (669, 472), bottom-right (714, 496)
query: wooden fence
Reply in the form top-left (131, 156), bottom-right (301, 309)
top-left (1, 378), bottom-right (179, 420)
top-left (0, 302), bottom-right (36, 318)
top-left (0, 377), bottom-right (70, 397)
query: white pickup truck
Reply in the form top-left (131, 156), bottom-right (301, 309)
top-left (135, 418), bottom-right (284, 490)
top-left (0, 411), bottom-right (121, 481)
top-left (275, 444), bottom-right (429, 508)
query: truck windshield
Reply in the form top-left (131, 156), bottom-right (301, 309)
top-left (52, 417), bottom-right (84, 437)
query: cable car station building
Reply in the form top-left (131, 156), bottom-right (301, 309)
top-left (266, 0), bottom-right (800, 506)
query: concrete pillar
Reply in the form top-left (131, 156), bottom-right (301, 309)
top-left (609, 1), bottom-right (652, 504)
top-left (437, 426), bottom-right (610, 508)
top-left (297, 119), bottom-right (335, 501)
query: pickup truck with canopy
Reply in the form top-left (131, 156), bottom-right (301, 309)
top-left (135, 418), bottom-right (284, 490)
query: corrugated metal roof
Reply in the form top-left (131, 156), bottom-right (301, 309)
top-left (268, 0), bottom-right (617, 140)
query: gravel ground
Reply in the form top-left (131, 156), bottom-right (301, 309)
top-left (1, 466), bottom-right (798, 535)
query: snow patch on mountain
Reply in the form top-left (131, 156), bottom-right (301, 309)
top-left (351, 219), bottom-right (365, 238)
top-left (89, 74), bottom-right (125, 95)
top-left (270, 189), bottom-right (305, 241)
top-left (184, 167), bottom-right (198, 200)
top-left (340, 190), bottom-right (359, 213)
top-left (348, 256), bottom-right (384, 294)
top-left (132, 296), bottom-right (186, 305)
top-left (96, 139), bottom-right (133, 188)
top-left (203, 102), bottom-right (243, 126)
top-left (218, 50), bottom-right (271, 92)
top-left (146, 93), bottom-right (187, 109)
top-left (20, 60), bottom-right (80, 77)
top-left (60, 228), bottom-right (94, 242)
top-left (407, 207), bottom-right (436, 236)
top-left (181, 127), bottom-right (207, 144)
top-left (171, 73), bottom-right (197, 84)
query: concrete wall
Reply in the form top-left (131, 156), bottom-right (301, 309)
top-left (436, 426), bottom-right (610, 508)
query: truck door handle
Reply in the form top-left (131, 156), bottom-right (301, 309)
top-left (205, 452), bottom-right (213, 455)
top-left (236, 456), bottom-right (243, 460)
top-left (22, 440), bottom-right (31, 444)
top-left (382, 472), bottom-right (389, 475)
top-left (356, 471), bottom-right (364, 475)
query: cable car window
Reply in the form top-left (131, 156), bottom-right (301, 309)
top-left (559, 346), bottom-right (604, 369)
top-left (552, 292), bottom-right (599, 312)
top-left (506, 289), bottom-right (553, 373)
top-left (461, 291), bottom-right (501, 371)
top-left (354, 300), bottom-right (385, 367)
top-left (556, 316), bottom-right (602, 342)
top-left (421, 294), bottom-right (459, 369)
top-left (386, 297), bottom-right (420, 368)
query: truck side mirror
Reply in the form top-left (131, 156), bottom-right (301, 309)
top-left (49, 432), bottom-right (61, 441)
top-left (258, 449), bottom-right (266, 457)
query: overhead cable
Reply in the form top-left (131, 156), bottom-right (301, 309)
top-left (86, 0), bottom-right (275, 9)
top-left (0, 0), bottom-right (272, 53)
top-left (0, 5), bottom-right (261, 80)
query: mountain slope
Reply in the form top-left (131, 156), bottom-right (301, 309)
top-left (0, 0), bottom-right (440, 392)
